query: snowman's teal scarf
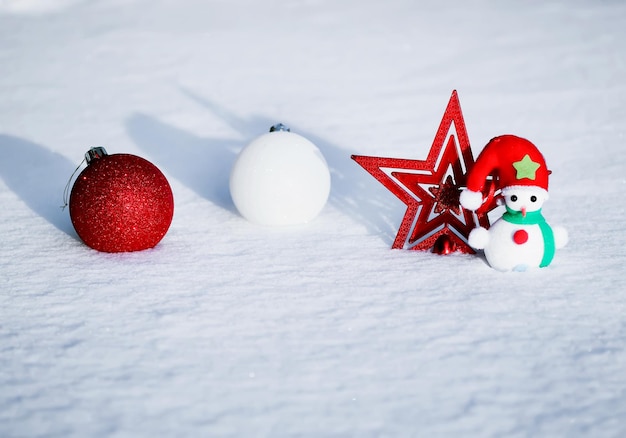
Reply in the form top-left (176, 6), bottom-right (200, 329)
top-left (502, 207), bottom-right (555, 267)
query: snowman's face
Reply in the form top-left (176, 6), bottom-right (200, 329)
top-left (502, 186), bottom-right (548, 215)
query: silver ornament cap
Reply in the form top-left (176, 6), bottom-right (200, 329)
top-left (269, 123), bottom-right (290, 133)
top-left (85, 147), bottom-right (108, 164)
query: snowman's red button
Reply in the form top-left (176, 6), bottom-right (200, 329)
top-left (513, 229), bottom-right (529, 245)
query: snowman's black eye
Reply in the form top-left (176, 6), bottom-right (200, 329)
top-left (510, 195), bottom-right (518, 202)
top-left (530, 195), bottom-right (537, 202)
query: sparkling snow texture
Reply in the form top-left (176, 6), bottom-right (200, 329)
top-left (1, 1), bottom-right (626, 436)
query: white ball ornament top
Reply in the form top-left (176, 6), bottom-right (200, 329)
top-left (229, 124), bottom-right (331, 226)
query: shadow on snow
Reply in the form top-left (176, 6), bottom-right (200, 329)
top-left (0, 134), bottom-right (77, 238)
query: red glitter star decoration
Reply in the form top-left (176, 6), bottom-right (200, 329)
top-left (352, 90), bottom-right (496, 254)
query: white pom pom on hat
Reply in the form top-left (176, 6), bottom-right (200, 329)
top-left (459, 189), bottom-right (483, 211)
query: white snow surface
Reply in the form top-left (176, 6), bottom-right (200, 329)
top-left (1, 0), bottom-right (626, 436)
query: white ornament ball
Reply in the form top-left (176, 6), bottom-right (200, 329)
top-left (230, 127), bottom-right (331, 226)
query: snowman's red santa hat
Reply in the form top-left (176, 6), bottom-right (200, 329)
top-left (460, 135), bottom-right (550, 211)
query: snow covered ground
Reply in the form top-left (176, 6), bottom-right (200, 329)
top-left (2, 0), bottom-right (626, 436)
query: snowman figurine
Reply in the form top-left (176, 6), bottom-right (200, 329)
top-left (460, 135), bottom-right (568, 272)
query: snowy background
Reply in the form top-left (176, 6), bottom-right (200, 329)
top-left (2, 0), bottom-right (626, 436)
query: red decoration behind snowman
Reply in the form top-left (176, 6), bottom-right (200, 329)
top-left (460, 135), bottom-right (568, 271)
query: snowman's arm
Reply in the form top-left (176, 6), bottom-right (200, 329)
top-left (468, 227), bottom-right (490, 249)
top-left (552, 225), bottom-right (568, 249)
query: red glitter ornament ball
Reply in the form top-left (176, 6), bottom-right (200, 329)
top-left (69, 147), bottom-right (174, 253)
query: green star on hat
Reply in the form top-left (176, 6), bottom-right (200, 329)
top-left (513, 154), bottom-right (541, 180)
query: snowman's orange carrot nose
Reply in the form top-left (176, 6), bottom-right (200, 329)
top-left (521, 206), bottom-right (527, 217)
